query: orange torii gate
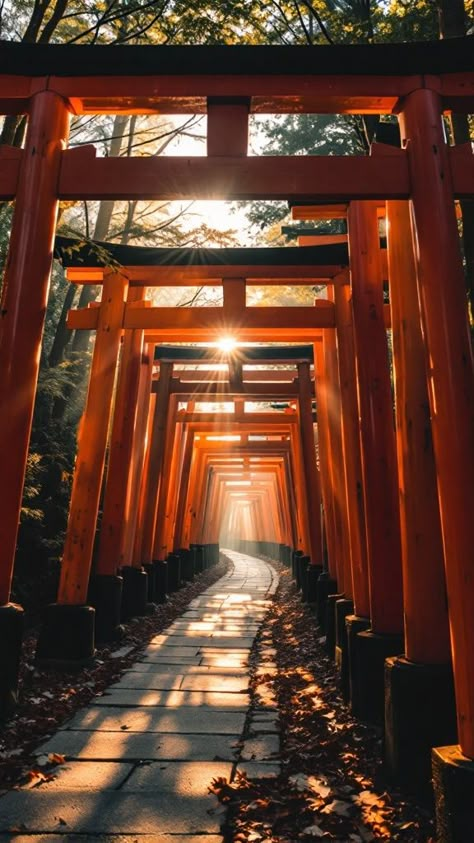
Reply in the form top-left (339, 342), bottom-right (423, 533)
top-left (0, 39), bottom-right (473, 834)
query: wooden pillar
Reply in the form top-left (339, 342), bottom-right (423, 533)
top-left (140, 362), bottom-right (172, 564)
top-left (334, 285), bottom-right (370, 619)
top-left (0, 91), bottom-right (70, 605)
top-left (96, 288), bottom-right (145, 577)
top-left (152, 397), bottom-right (180, 559)
top-left (297, 362), bottom-right (323, 565)
top-left (58, 271), bottom-right (128, 604)
top-left (387, 201), bottom-right (450, 664)
top-left (321, 322), bottom-right (352, 597)
top-left (314, 338), bottom-right (338, 581)
top-left (399, 88), bottom-right (474, 759)
top-left (347, 201), bottom-right (403, 636)
top-left (172, 427), bottom-right (194, 550)
top-left (127, 347), bottom-right (154, 567)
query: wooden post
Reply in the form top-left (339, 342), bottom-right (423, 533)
top-left (334, 285), bottom-right (370, 618)
top-left (321, 323), bottom-right (352, 597)
top-left (57, 271), bottom-right (128, 605)
top-left (140, 362), bottom-right (172, 564)
top-left (0, 91), bottom-right (70, 605)
top-left (347, 201), bottom-right (403, 636)
top-left (172, 426), bottom-right (194, 550)
top-left (314, 338), bottom-right (338, 581)
top-left (297, 362), bottom-right (323, 565)
top-left (96, 288), bottom-right (145, 577)
top-left (399, 88), bottom-right (474, 760)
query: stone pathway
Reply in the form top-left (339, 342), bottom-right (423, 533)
top-left (0, 551), bottom-right (279, 842)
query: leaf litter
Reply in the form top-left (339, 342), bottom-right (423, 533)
top-left (211, 563), bottom-right (436, 843)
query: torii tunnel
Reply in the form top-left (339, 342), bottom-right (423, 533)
top-left (0, 37), bottom-right (473, 834)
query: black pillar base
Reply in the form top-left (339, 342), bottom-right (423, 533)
top-left (335, 598), bottom-right (354, 701)
top-left (296, 554), bottom-right (310, 594)
top-left (325, 593), bottom-right (345, 658)
top-left (305, 565), bottom-right (323, 605)
top-left (316, 573), bottom-right (338, 631)
top-left (143, 563), bottom-right (156, 602)
top-left (346, 614), bottom-right (371, 715)
top-left (0, 603), bottom-right (24, 720)
top-left (167, 553), bottom-right (181, 593)
top-left (178, 548), bottom-right (194, 582)
top-left (120, 566), bottom-right (148, 620)
top-left (191, 544), bottom-right (204, 574)
top-left (153, 560), bottom-right (168, 603)
top-left (385, 657), bottom-right (457, 799)
top-left (352, 628), bottom-right (404, 725)
top-left (36, 603), bottom-right (95, 667)
top-left (432, 746), bottom-right (474, 843)
top-left (89, 574), bottom-right (123, 643)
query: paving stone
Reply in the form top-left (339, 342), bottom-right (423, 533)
top-left (94, 689), bottom-right (249, 709)
top-left (61, 707), bottom-right (246, 735)
top-left (19, 761), bottom-right (133, 790)
top-left (236, 761), bottom-right (281, 779)
top-left (240, 734), bottom-right (280, 761)
top-left (139, 655), bottom-right (202, 665)
top-left (141, 646), bottom-right (201, 658)
top-left (121, 761), bottom-right (232, 793)
top-left (36, 731), bottom-right (240, 761)
top-left (0, 791), bottom-right (222, 834)
top-left (180, 674), bottom-right (248, 693)
top-left (111, 672), bottom-right (184, 690)
top-left (199, 657), bottom-right (249, 668)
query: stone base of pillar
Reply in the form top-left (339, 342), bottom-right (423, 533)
top-left (152, 560), bottom-right (168, 603)
top-left (0, 603), bottom-right (24, 719)
top-left (191, 544), bottom-right (204, 574)
top-left (179, 548), bottom-right (194, 582)
top-left (89, 574), bottom-right (123, 643)
top-left (296, 554), bottom-right (310, 594)
top-left (346, 615), bottom-right (371, 715)
top-left (335, 598), bottom-right (354, 701)
top-left (325, 593), bottom-right (345, 659)
top-left (305, 565), bottom-right (323, 605)
top-left (316, 573), bottom-right (338, 630)
top-left (432, 746), bottom-right (474, 843)
top-left (143, 563), bottom-right (156, 602)
top-left (351, 629), bottom-right (404, 725)
top-left (36, 604), bottom-right (95, 667)
top-left (384, 656), bottom-right (457, 799)
top-left (167, 553), bottom-right (181, 593)
top-left (121, 567), bottom-right (148, 620)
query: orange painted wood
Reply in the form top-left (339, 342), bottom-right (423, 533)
top-left (152, 398), bottom-right (180, 559)
top-left (386, 200), bottom-right (450, 664)
top-left (297, 363), bottom-right (322, 565)
top-left (347, 201), bottom-right (403, 635)
top-left (207, 103), bottom-right (249, 156)
top-left (334, 285), bottom-right (370, 618)
top-left (66, 265), bottom-right (346, 284)
top-left (399, 89), bottom-right (474, 756)
top-left (57, 271), bottom-right (128, 604)
top-left (128, 349), bottom-right (154, 568)
top-left (96, 288), bottom-right (145, 576)
top-left (322, 324), bottom-right (353, 597)
top-left (133, 388), bottom-right (156, 568)
top-left (58, 150), bottom-right (410, 202)
top-left (0, 91), bottom-right (70, 605)
top-left (172, 427), bottom-right (194, 550)
top-left (313, 339), bottom-right (338, 581)
top-left (140, 363), bottom-right (173, 565)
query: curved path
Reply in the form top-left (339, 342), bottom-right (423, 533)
top-left (0, 551), bottom-right (278, 841)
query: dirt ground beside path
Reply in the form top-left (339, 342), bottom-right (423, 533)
top-left (214, 563), bottom-right (436, 843)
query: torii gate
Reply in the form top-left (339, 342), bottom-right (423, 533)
top-left (0, 39), bottom-right (473, 835)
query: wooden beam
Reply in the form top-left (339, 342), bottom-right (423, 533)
top-left (59, 148), bottom-right (410, 201)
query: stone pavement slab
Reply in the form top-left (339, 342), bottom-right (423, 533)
top-left (95, 689), bottom-right (249, 709)
top-left (36, 731), bottom-right (240, 760)
top-left (61, 707), bottom-right (246, 734)
top-left (0, 791), bottom-right (222, 834)
top-left (0, 550), bottom-right (279, 839)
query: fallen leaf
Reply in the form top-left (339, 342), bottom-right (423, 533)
top-left (321, 799), bottom-right (353, 818)
top-left (302, 824), bottom-right (325, 837)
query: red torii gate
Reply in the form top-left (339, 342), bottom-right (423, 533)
top-left (0, 39), bottom-right (473, 836)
